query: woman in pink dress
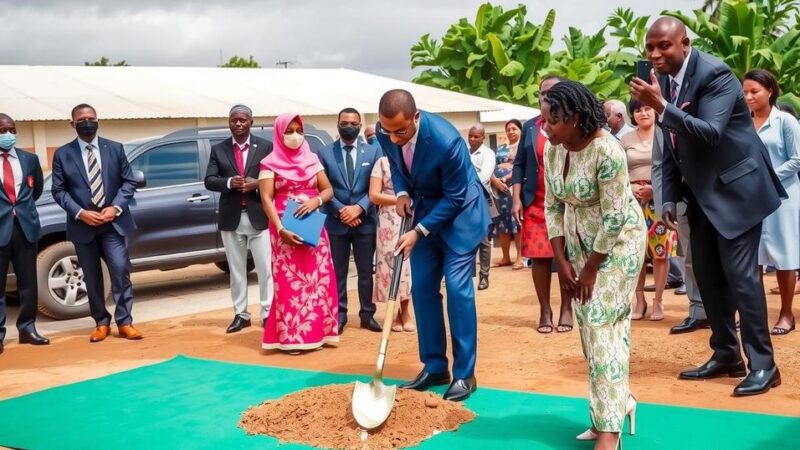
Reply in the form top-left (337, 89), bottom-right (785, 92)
top-left (258, 113), bottom-right (339, 353)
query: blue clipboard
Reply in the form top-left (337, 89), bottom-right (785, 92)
top-left (282, 199), bottom-right (327, 247)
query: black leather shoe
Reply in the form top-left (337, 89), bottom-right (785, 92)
top-left (18, 331), bottom-right (50, 345)
top-left (674, 284), bottom-right (687, 295)
top-left (679, 358), bottom-right (746, 380)
top-left (734, 367), bottom-right (781, 396)
top-left (337, 321), bottom-right (346, 335)
top-left (360, 317), bottom-right (382, 332)
top-left (670, 317), bottom-right (710, 335)
top-left (226, 315), bottom-right (251, 334)
top-left (478, 275), bottom-right (489, 290)
top-left (443, 376), bottom-right (477, 401)
top-left (400, 370), bottom-right (451, 391)
top-left (0, 342), bottom-right (3, 354)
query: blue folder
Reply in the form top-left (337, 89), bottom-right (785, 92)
top-left (282, 199), bottom-right (327, 247)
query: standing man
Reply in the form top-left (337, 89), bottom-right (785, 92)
top-left (51, 104), bottom-right (141, 342)
top-left (631, 17), bottom-right (784, 395)
top-left (467, 124), bottom-right (496, 290)
top-left (205, 105), bottom-right (274, 333)
top-left (0, 113), bottom-right (48, 354)
top-left (378, 89), bottom-right (490, 401)
top-left (319, 108), bottom-right (382, 335)
top-left (604, 100), bottom-right (635, 139)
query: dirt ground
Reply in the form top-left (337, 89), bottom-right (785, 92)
top-left (1, 266), bottom-right (798, 418)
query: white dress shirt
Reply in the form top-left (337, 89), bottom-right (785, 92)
top-left (469, 144), bottom-right (496, 191)
top-left (659, 51), bottom-right (693, 118)
top-left (0, 148), bottom-right (24, 197)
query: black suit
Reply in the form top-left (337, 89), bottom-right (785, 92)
top-left (511, 117), bottom-right (542, 208)
top-left (659, 49), bottom-right (784, 370)
top-left (0, 148), bottom-right (43, 343)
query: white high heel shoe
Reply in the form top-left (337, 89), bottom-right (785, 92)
top-left (576, 395), bottom-right (637, 440)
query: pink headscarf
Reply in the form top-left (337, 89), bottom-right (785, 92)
top-left (259, 113), bottom-right (320, 181)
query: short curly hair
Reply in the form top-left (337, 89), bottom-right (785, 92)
top-left (541, 80), bottom-right (606, 138)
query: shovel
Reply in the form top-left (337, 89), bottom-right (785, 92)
top-left (351, 216), bottom-right (410, 430)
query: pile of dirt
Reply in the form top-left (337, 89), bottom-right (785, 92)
top-left (240, 384), bottom-right (476, 449)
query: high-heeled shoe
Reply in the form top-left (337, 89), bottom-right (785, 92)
top-left (650, 298), bottom-right (664, 321)
top-left (576, 396), bottom-right (637, 440)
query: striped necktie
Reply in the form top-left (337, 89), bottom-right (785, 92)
top-left (86, 144), bottom-right (105, 207)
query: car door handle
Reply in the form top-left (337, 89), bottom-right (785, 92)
top-left (186, 195), bottom-right (211, 203)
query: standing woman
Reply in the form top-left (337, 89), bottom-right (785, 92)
top-left (743, 69), bottom-right (800, 335)
top-left (259, 113), bottom-right (339, 353)
top-left (490, 119), bottom-right (524, 269)
top-left (621, 100), bottom-right (676, 321)
top-left (542, 81), bottom-right (645, 450)
top-left (369, 155), bottom-right (415, 332)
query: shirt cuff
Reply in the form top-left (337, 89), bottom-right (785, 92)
top-left (75, 208), bottom-right (83, 220)
top-left (227, 177), bottom-right (232, 189)
top-left (416, 223), bottom-right (430, 237)
top-left (658, 98), bottom-right (668, 122)
top-left (113, 205), bottom-right (123, 217)
top-left (397, 191), bottom-right (408, 198)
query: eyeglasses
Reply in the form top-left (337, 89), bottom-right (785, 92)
top-left (378, 121), bottom-right (414, 137)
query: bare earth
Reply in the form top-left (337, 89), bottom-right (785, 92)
top-left (1, 265), bottom-right (798, 421)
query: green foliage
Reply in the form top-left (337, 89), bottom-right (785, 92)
top-left (84, 57), bottom-right (128, 66)
top-left (219, 55), bottom-right (261, 68)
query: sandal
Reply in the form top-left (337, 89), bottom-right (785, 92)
top-left (632, 292), bottom-right (647, 321)
top-left (492, 261), bottom-right (513, 268)
top-left (770, 319), bottom-right (796, 336)
top-left (537, 312), bottom-right (554, 334)
top-left (511, 263), bottom-right (526, 270)
top-left (556, 322), bottom-right (573, 333)
top-left (650, 299), bottom-right (664, 321)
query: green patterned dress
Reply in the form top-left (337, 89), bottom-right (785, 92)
top-left (544, 134), bottom-right (646, 433)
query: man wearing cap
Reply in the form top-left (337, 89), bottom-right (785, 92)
top-left (205, 105), bottom-right (274, 333)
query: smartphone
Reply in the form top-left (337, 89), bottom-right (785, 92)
top-left (636, 60), bottom-right (654, 84)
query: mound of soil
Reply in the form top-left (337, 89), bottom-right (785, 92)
top-left (240, 383), bottom-right (476, 449)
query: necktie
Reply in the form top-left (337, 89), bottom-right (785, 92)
top-left (2, 153), bottom-right (15, 205)
top-left (345, 145), bottom-right (355, 185)
top-left (234, 143), bottom-right (248, 176)
top-left (669, 79), bottom-right (679, 149)
top-left (402, 142), bottom-right (414, 173)
top-left (86, 144), bottom-right (105, 207)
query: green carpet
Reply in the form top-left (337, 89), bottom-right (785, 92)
top-left (0, 356), bottom-right (796, 449)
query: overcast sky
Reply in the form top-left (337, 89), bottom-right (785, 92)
top-left (4, 0), bottom-right (699, 81)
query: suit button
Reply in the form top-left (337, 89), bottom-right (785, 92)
top-left (420, 195), bottom-right (425, 199)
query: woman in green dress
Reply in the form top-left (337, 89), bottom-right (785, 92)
top-left (542, 81), bottom-right (646, 450)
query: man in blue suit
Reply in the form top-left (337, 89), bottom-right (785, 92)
top-left (377, 90), bottom-right (490, 401)
top-left (51, 104), bottom-right (141, 343)
top-left (319, 108), bottom-right (382, 335)
top-left (0, 113), bottom-right (48, 355)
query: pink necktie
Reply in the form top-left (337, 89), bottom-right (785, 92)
top-left (234, 143), bottom-right (248, 175)
top-left (402, 143), bottom-right (414, 172)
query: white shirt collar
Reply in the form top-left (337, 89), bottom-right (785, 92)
top-left (78, 136), bottom-right (100, 152)
top-left (470, 144), bottom-right (490, 155)
top-left (670, 50), bottom-right (692, 88)
top-left (339, 138), bottom-right (357, 149)
top-left (232, 135), bottom-right (251, 149)
top-left (3, 148), bottom-right (19, 159)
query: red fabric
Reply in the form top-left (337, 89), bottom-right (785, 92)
top-left (521, 120), bottom-right (554, 259)
top-left (2, 154), bottom-right (15, 205)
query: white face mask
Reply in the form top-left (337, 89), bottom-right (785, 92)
top-left (283, 132), bottom-right (304, 150)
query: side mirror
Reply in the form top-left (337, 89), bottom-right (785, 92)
top-left (133, 170), bottom-right (146, 188)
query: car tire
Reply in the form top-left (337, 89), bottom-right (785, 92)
top-left (214, 259), bottom-right (255, 274)
top-left (37, 241), bottom-right (111, 320)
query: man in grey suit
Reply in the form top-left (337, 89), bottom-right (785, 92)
top-left (631, 17), bottom-right (784, 396)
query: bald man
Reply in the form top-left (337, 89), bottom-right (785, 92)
top-left (467, 124), bottom-right (496, 290)
top-left (604, 100), bottom-right (634, 139)
top-left (631, 17), bottom-right (785, 396)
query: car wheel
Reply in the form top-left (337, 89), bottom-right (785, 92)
top-left (36, 241), bottom-right (111, 320)
top-left (214, 259), bottom-right (255, 274)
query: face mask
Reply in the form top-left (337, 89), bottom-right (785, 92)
top-left (0, 132), bottom-right (16, 151)
top-left (337, 125), bottom-right (360, 142)
top-left (283, 132), bottom-right (305, 150)
top-left (367, 136), bottom-right (376, 145)
top-left (75, 120), bottom-right (99, 138)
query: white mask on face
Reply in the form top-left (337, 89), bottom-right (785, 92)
top-left (283, 132), bottom-right (304, 150)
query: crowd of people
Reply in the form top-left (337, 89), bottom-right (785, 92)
top-left (0, 14), bottom-right (798, 450)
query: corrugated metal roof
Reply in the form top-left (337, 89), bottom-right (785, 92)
top-left (0, 66), bottom-right (537, 122)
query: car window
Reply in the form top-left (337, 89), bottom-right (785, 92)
top-left (130, 141), bottom-right (201, 189)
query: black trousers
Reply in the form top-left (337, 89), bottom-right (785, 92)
top-left (0, 219), bottom-right (39, 342)
top-left (688, 200), bottom-right (775, 370)
top-left (329, 231), bottom-right (376, 324)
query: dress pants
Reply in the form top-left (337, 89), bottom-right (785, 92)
top-left (329, 230), bottom-right (376, 324)
top-left (676, 201), bottom-right (706, 320)
top-left (0, 220), bottom-right (38, 342)
top-left (688, 200), bottom-right (774, 370)
top-left (74, 224), bottom-right (135, 327)
top-left (220, 212), bottom-right (273, 321)
top-left (411, 236), bottom-right (478, 379)
top-left (477, 236), bottom-right (491, 278)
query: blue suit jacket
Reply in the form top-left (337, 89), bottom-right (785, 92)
top-left (377, 111), bottom-right (490, 255)
top-left (319, 138), bottom-right (381, 235)
top-left (0, 148), bottom-right (43, 245)
top-left (51, 137), bottom-right (137, 244)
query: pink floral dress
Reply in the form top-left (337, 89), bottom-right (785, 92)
top-left (371, 157), bottom-right (411, 303)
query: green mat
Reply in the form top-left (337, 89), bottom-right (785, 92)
top-left (0, 356), bottom-right (796, 450)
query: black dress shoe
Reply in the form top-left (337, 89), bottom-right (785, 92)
top-left (670, 317), bottom-right (710, 335)
top-left (360, 317), bottom-right (382, 332)
top-left (337, 322), bottom-right (346, 335)
top-left (679, 358), bottom-right (746, 380)
top-left (226, 315), bottom-right (251, 334)
top-left (734, 367), bottom-right (781, 396)
top-left (18, 331), bottom-right (50, 345)
top-left (478, 275), bottom-right (489, 290)
top-left (443, 376), bottom-right (477, 401)
top-left (400, 370), bottom-right (451, 391)
top-left (674, 284), bottom-right (687, 295)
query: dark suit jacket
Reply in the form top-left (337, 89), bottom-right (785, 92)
top-left (51, 137), bottom-right (137, 244)
top-left (318, 139), bottom-right (380, 235)
top-left (204, 136), bottom-right (272, 231)
top-left (659, 49), bottom-right (785, 239)
top-left (0, 148), bottom-right (43, 245)
top-left (376, 111), bottom-right (490, 255)
top-left (511, 116), bottom-right (542, 208)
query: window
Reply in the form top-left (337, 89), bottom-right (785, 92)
top-left (131, 141), bottom-right (200, 189)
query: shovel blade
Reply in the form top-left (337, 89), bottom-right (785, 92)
top-left (351, 380), bottom-right (397, 430)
